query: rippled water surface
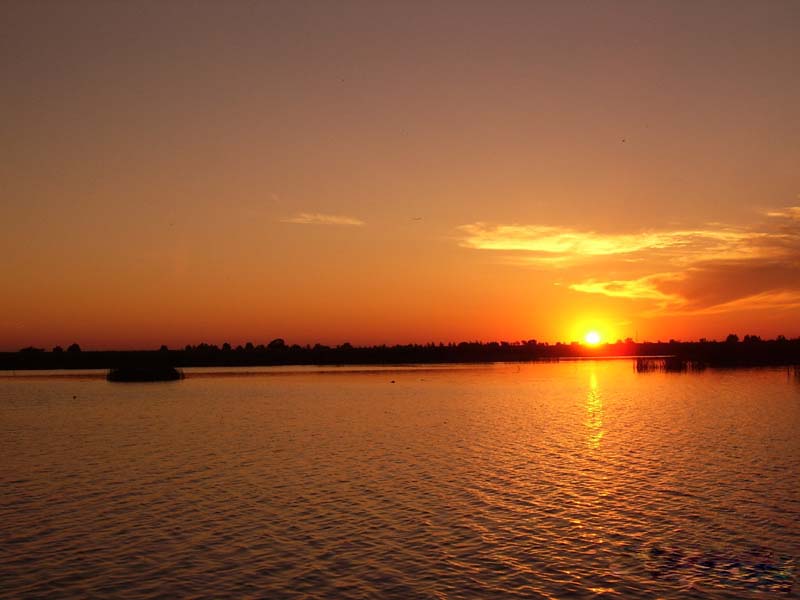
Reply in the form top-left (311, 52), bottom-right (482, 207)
top-left (2, 361), bottom-right (799, 598)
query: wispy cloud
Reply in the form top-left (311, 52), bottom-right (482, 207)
top-left (765, 206), bottom-right (800, 220)
top-left (569, 273), bottom-right (685, 303)
top-left (458, 207), bottom-right (800, 316)
top-left (458, 223), bottom-right (776, 264)
top-left (281, 212), bottom-right (365, 226)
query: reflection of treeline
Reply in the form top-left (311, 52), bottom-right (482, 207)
top-left (3, 335), bottom-right (800, 370)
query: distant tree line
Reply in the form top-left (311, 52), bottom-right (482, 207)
top-left (2, 335), bottom-right (800, 371)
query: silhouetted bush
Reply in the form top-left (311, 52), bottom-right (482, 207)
top-left (19, 346), bottom-right (44, 354)
top-left (268, 338), bottom-right (287, 350)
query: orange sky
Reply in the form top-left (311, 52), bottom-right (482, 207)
top-left (2, 1), bottom-right (799, 350)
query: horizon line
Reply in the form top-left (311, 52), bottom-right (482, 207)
top-left (6, 334), bottom-right (799, 354)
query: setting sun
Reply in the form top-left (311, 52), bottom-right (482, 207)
top-left (585, 331), bottom-right (601, 345)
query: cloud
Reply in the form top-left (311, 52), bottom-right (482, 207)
top-left (676, 290), bottom-right (800, 316)
top-left (659, 260), bottom-right (800, 314)
top-left (458, 207), bottom-right (800, 316)
top-left (570, 262), bottom-right (800, 316)
top-left (458, 223), bottom-right (777, 264)
top-left (281, 212), bottom-right (365, 226)
top-left (765, 206), bottom-right (800, 220)
top-left (569, 273), bottom-right (685, 304)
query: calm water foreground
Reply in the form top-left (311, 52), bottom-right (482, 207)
top-left (1, 361), bottom-right (798, 599)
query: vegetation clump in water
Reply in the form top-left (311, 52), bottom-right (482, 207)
top-left (107, 366), bottom-right (184, 382)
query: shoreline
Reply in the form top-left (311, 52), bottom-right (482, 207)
top-left (2, 346), bottom-right (799, 374)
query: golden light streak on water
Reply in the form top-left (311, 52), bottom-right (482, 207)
top-left (586, 369), bottom-right (604, 450)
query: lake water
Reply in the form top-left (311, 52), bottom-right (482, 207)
top-left (1, 361), bottom-right (798, 598)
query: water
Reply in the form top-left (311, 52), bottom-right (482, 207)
top-left (1, 361), bottom-right (798, 598)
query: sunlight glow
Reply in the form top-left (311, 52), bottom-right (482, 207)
top-left (585, 331), bottom-right (601, 345)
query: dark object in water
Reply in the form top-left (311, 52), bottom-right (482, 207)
top-left (635, 357), bottom-right (693, 373)
top-left (642, 543), bottom-right (794, 594)
top-left (107, 366), bottom-right (184, 382)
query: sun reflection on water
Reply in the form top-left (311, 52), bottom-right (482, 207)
top-left (586, 369), bottom-right (604, 449)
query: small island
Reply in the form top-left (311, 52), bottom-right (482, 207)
top-left (107, 366), bottom-right (184, 382)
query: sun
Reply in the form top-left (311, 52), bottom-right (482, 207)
top-left (584, 331), bottom-right (601, 345)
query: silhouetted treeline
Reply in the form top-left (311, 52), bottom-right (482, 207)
top-left (2, 335), bottom-right (800, 371)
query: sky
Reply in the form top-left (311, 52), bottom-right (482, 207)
top-left (2, 0), bottom-right (799, 350)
